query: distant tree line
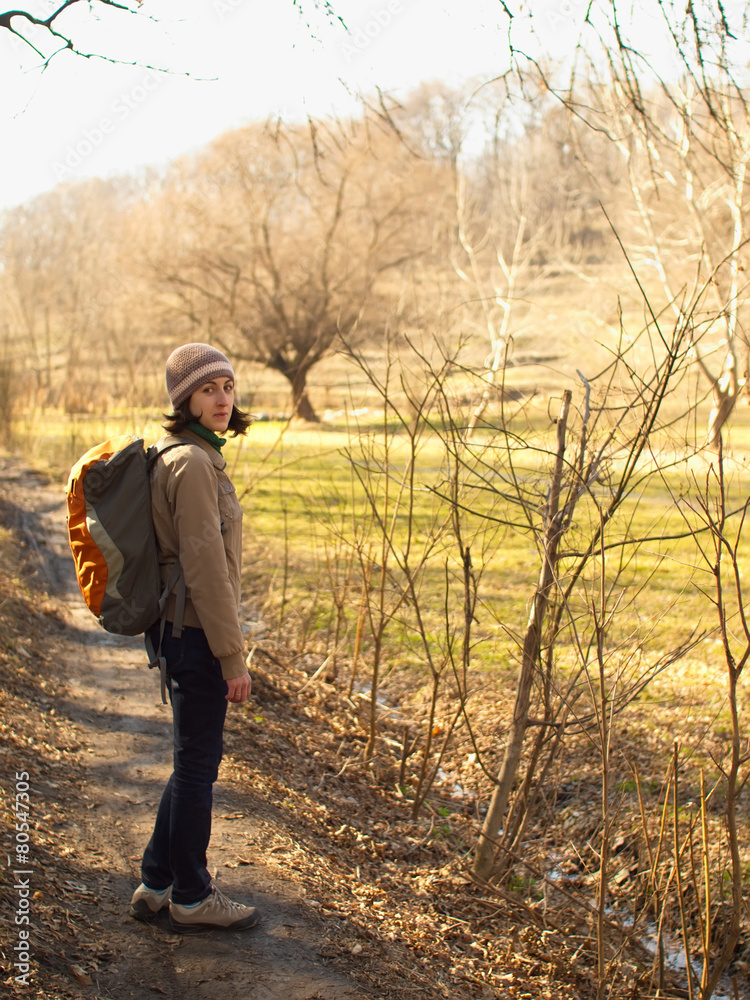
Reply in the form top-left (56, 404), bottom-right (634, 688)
top-left (0, 86), bottom-right (610, 420)
top-left (1, 17), bottom-right (748, 443)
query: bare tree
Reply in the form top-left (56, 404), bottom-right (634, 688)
top-left (506, 0), bottom-right (750, 448)
top-left (462, 297), bottom-right (705, 881)
top-left (0, 1), bottom-right (158, 67)
top-left (668, 446), bottom-right (750, 997)
top-left (385, 78), bottom-right (619, 437)
top-left (150, 115), bottom-right (448, 420)
top-left (0, 175), bottom-right (169, 411)
top-left (0, 1), bottom-right (343, 67)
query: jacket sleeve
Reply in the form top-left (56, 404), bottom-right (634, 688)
top-left (164, 447), bottom-right (246, 680)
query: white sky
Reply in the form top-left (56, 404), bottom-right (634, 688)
top-left (2, 1), bottom-right (748, 212)
top-left (1, 0), bottom-right (548, 210)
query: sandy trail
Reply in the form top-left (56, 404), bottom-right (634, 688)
top-left (4, 455), bottom-right (370, 1000)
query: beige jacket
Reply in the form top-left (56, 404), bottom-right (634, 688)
top-left (150, 429), bottom-right (246, 680)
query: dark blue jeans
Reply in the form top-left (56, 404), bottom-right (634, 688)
top-left (141, 622), bottom-right (228, 904)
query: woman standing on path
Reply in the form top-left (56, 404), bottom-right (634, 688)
top-left (129, 342), bottom-right (260, 933)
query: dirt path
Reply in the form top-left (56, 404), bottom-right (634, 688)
top-left (2, 457), bottom-right (374, 1000)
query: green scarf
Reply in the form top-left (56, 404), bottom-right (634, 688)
top-left (187, 421), bottom-right (226, 453)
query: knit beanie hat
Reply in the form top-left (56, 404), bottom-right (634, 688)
top-left (165, 343), bottom-right (235, 409)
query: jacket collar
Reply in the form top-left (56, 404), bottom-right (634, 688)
top-left (164, 428), bottom-right (226, 470)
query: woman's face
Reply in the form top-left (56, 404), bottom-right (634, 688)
top-left (188, 377), bottom-right (234, 433)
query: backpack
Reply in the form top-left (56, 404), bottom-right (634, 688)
top-left (66, 434), bottom-right (186, 702)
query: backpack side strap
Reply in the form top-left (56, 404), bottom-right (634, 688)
top-left (145, 560), bottom-right (186, 705)
top-left (145, 623), bottom-right (169, 706)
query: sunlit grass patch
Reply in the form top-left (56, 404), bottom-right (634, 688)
top-left (12, 408), bottom-right (750, 699)
top-left (11, 410), bottom-right (165, 481)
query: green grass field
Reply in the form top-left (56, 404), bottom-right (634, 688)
top-left (20, 392), bottom-right (750, 708)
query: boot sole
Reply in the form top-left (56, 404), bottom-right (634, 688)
top-left (169, 911), bottom-right (261, 934)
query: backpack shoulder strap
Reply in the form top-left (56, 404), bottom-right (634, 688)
top-left (145, 435), bottom-right (190, 473)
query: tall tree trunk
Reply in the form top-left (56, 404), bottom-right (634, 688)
top-left (283, 366), bottom-right (319, 422)
top-left (472, 390), bottom-right (572, 881)
top-left (292, 388), bottom-right (320, 423)
top-left (705, 354), bottom-right (738, 451)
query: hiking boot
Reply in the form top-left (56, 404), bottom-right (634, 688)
top-left (129, 883), bottom-right (172, 921)
top-left (169, 885), bottom-right (261, 933)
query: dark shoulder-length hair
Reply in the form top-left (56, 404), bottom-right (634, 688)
top-left (163, 402), bottom-right (253, 437)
